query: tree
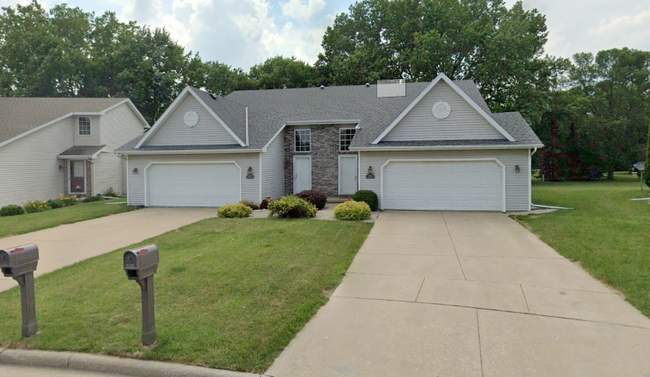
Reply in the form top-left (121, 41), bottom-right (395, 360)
top-left (249, 56), bottom-right (316, 89)
top-left (316, 0), bottom-right (555, 124)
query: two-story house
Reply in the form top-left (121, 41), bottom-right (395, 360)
top-left (0, 98), bottom-right (148, 207)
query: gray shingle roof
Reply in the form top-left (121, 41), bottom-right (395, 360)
top-left (58, 145), bottom-right (106, 156)
top-left (0, 97), bottom-right (126, 144)
top-left (118, 79), bottom-right (542, 153)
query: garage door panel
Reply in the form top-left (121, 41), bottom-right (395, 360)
top-left (383, 160), bottom-right (502, 211)
top-left (147, 163), bottom-right (240, 207)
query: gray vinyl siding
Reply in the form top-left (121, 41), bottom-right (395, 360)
top-left (0, 118), bottom-right (73, 207)
top-left (384, 81), bottom-right (505, 141)
top-left (261, 135), bottom-right (284, 200)
top-left (100, 103), bottom-right (147, 150)
top-left (93, 153), bottom-right (125, 196)
top-left (146, 95), bottom-right (239, 146)
top-left (126, 153), bottom-right (260, 206)
top-left (72, 115), bottom-right (101, 146)
top-left (359, 149), bottom-right (530, 211)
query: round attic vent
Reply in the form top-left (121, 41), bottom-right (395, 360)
top-left (432, 101), bottom-right (451, 119)
top-left (184, 111), bottom-right (199, 127)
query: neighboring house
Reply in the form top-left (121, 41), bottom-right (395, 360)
top-left (0, 98), bottom-right (149, 208)
top-left (117, 73), bottom-right (543, 212)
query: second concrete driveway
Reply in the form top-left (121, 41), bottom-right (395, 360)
top-left (0, 207), bottom-right (215, 293)
top-left (267, 211), bottom-right (650, 377)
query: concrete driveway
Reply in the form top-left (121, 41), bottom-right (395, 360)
top-left (267, 211), bottom-right (650, 377)
top-left (0, 208), bottom-right (215, 293)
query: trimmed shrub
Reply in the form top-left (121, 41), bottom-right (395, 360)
top-left (0, 204), bottom-right (24, 217)
top-left (218, 203), bottom-right (253, 218)
top-left (297, 190), bottom-right (327, 210)
top-left (47, 199), bottom-right (65, 209)
top-left (351, 190), bottom-right (379, 211)
top-left (267, 195), bottom-right (317, 218)
top-left (239, 200), bottom-right (260, 210)
top-left (23, 200), bottom-right (50, 213)
top-left (334, 200), bottom-right (372, 221)
top-left (83, 196), bottom-right (103, 203)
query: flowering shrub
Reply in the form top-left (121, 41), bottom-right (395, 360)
top-left (102, 187), bottom-right (118, 197)
top-left (334, 200), bottom-right (372, 221)
top-left (23, 200), bottom-right (50, 214)
top-left (218, 203), bottom-right (253, 218)
top-left (268, 195), bottom-right (317, 218)
top-left (239, 200), bottom-right (260, 210)
top-left (59, 194), bottom-right (78, 206)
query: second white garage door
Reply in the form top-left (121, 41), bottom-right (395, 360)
top-left (382, 160), bottom-right (503, 211)
top-left (147, 163), bottom-right (240, 207)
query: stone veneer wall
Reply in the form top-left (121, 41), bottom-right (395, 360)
top-left (284, 125), bottom-right (356, 197)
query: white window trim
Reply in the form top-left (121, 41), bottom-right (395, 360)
top-left (339, 128), bottom-right (356, 152)
top-left (78, 116), bottom-right (92, 136)
top-left (294, 129), bottom-right (311, 153)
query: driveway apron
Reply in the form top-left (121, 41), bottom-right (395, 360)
top-left (0, 208), bottom-right (215, 293)
top-left (267, 211), bottom-right (650, 377)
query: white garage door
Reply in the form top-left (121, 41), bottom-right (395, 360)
top-left (382, 160), bottom-right (503, 211)
top-left (147, 163), bottom-right (240, 207)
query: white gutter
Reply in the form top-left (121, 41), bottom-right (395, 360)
top-left (285, 119), bottom-right (360, 126)
top-left (119, 149), bottom-right (263, 156)
top-left (350, 144), bottom-right (544, 152)
top-left (531, 146), bottom-right (538, 155)
top-left (245, 106), bottom-right (249, 146)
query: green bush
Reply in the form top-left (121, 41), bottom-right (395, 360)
top-left (268, 195), bottom-right (317, 218)
top-left (59, 194), bottom-right (78, 206)
top-left (23, 200), bottom-right (50, 213)
top-left (297, 190), bottom-right (327, 210)
top-left (0, 204), bottom-right (24, 217)
top-left (218, 203), bottom-right (253, 218)
top-left (47, 199), bottom-right (65, 209)
top-left (83, 196), bottom-right (103, 203)
top-left (351, 190), bottom-right (379, 211)
top-left (334, 200), bottom-right (372, 221)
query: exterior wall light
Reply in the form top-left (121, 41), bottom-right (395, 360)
top-left (366, 165), bottom-right (375, 179)
top-left (246, 167), bottom-right (254, 179)
top-left (132, 168), bottom-right (138, 174)
top-left (515, 165), bottom-right (520, 173)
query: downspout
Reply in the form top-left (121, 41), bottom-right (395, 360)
top-left (531, 146), bottom-right (538, 156)
top-left (245, 106), bottom-right (249, 146)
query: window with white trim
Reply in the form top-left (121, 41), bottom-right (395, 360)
top-left (295, 129), bottom-right (311, 152)
top-left (78, 117), bottom-right (91, 135)
top-left (339, 128), bottom-right (356, 151)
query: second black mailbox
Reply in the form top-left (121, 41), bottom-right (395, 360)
top-left (123, 245), bottom-right (159, 280)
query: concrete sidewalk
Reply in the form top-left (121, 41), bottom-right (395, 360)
top-left (267, 211), bottom-right (650, 377)
top-left (0, 207), bottom-right (215, 293)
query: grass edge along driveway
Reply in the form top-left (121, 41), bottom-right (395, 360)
top-left (515, 176), bottom-right (650, 318)
top-left (0, 199), bottom-right (133, 239)
top-left (0, 217), bottom-right (372, 373)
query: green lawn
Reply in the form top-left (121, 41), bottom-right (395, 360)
top-left (0, 199), bottom-right (133, 239)
top-left (0, 218), bottom-right (372, 373)
top-left (515, 173), bottom-right (650, 317)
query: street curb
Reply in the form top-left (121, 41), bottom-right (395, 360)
top-left (0, 348), bottom-right (264, 377)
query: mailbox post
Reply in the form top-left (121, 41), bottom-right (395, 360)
top-left (123, 244), bottom-right (159, 346)
top-left (0, 244), bottom-right (39, 337)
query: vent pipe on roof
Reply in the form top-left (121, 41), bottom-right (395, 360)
top-left (245, 106), bottom-right (249, 146)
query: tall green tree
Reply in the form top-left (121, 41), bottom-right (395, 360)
top-left (249, 56), bottom-right (316, 89)
top-left (316, 0), bottom-right (556, 124)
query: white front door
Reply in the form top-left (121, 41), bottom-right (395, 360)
top-left (339, 155), bottom-right (357, 195)
top-left (293, 155), bottom-right (312, 193)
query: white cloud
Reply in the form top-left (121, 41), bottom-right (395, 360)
top-left (281, 0), bottom-right (326, 20)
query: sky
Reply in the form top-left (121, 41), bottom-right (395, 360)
top-left (1, 0), bottom-right (649, 71)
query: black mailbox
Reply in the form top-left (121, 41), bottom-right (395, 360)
top-left (0, 243), bottom-right (39, 337)
top-left (0, 244), bottom-right (39, 278)
top-left (123, 244), bottom-right (159, 346)
top-left (124, 245), bottom-right (159, 281)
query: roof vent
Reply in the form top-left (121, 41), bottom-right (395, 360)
top-left (377, 79), bottom-right (405, 98)
top-left (365, 83), bottom-right (370, 87)
top-left (320, 85), bottom-right (325, 90)
top-left (209, 93), bottom-right (217, 100)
